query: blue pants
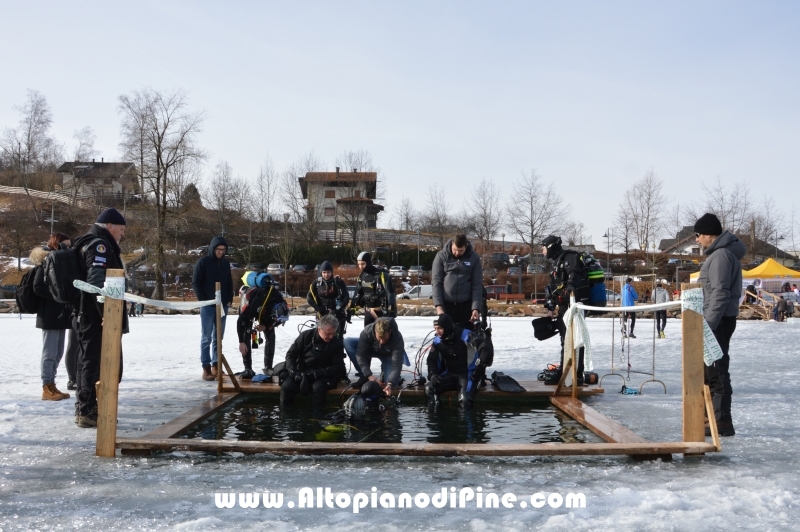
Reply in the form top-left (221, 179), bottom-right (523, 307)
top-left (200, 305), bottom-right (227, 367)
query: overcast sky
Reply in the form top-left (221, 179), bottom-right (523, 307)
top-left (2, 1), bottom-right (798, 249)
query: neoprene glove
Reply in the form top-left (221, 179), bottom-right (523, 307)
top-left (429, 374), bottom-right (441, 387)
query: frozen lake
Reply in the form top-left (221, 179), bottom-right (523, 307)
top-left (1, 313), bottom-right (798, 530)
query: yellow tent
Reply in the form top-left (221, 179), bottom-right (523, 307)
top-left (741, 258), bottom-right (798, 279)
top-left (689, 257), bottom-right (799, 282)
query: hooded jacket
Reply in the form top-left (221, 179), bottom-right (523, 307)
top-left (697, 230), bottom-right (746, 330)
top-left (654, 286), bottom-right (670, 304)
top-left (192, 236), bottom-right (234, 305)
top-left (30, 247), bottom-right (72, 330)
top-left (621, 283), bottom-right (638, 307)
top-left (431, 239), bottom-right (483, 310)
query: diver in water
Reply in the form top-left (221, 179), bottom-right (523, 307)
top-left (236, 275), bottom-right (289, 379)
top-left (425, 314), bottom-right (492, 408)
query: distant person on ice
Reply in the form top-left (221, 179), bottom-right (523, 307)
top-left (192, 236), bottom-right (234, 381)
top-left (695, 212), bottom-right (746, 437)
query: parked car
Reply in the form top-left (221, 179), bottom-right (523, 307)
top-left (485, 284), bottom-right (507, 300)
top-left (176, 263), bottom-right (194, 274)
top-left (408, 265), bottom-right (428, 279)
top-left (606, 290), bottom-right (620, 302)
top-left (292, 264), bottom-right (314, 273)
top-left (188, 246), bottom-right (208, 256)
top-left (632, 259), bottom-right (647, 267)
top-left (398, 284), bottom-right (433, 299)
top-left (507, 266), bottom-right (521, 276)
top-left (527, 264), bottom-right (546, 274)
top-left (487, 252), bottom-right (510, 266)
top-left (267, 263), bottom-right (285, 276)
top-left (229, 262), bottom-right (243, 270)
top-left (246, 262), bottom-right (266, 271)
top-left (389, 266), bottom-right (408, 278)
top-left (610, 258), bottom-right (627, 268)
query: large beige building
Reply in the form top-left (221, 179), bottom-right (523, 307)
top-left (299, 167), bottom-right (384, 236)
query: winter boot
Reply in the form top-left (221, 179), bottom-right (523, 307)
top-left (42, 383), bottom-right (69, 401)
top-left (77, 407), bottom-right (98, 428)
top-left (202, 365), bottom-right (215, 381)
top-left (67, 380), bottom-right (77, 390)
top-left (211, 365), bottom-right (218, 378)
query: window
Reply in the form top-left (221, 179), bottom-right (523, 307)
top-left (325, 190), bottom-right (335, 198)
top-left (324, 207), bottom-right (335, 217)
top-left (355, 190), bottom-right (361, 198)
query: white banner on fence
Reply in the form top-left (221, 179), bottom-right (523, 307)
top-left (680, 288), bottom-right (724, 365)
top-left (73, 280), bottom-right (220, 311)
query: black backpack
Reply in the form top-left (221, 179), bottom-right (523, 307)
top-left (15, 266), bottom-right (40, 314)
top-left (42, 241), bottom-right (98, 306)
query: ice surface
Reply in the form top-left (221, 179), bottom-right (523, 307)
top-left (0, 313), bottom-right (798, 530)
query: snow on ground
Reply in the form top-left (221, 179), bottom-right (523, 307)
top-left (1, 313), bottom-right (798, 530)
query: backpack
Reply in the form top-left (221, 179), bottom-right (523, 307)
top-left (15, 267), bottom-right (40, 314)
top-left (42, 241), bottom-right (97, 306)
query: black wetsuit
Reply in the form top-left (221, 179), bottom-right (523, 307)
top-left (352, 266), bottom-right (396, 326)
top-left (237, 286), bottom-right (287, 373)
top-left (307, 275), bottom-right (350, 336)
top-left (281, 329), bottom-right (347, 413)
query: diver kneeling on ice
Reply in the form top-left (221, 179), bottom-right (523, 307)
top-left (425, 314), bottom-right (492, 408)
top-left (280, 314), bottom-right (346, 414)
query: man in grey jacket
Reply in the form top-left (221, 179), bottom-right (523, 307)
top-left (432, 234), bottom-right (483, 330)
top-left (695, 213), bottom-right (746, 437)
top-left (349, 317), bottom-right (408, 395)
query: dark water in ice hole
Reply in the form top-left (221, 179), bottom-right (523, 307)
top-left (179, 395), bottom-right (597, 444)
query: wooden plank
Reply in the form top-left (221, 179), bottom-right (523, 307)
top-left (116, 438), bottom-right (716, 457)
top-left (550, 396), bottom-right (649, 444)
top-left (681, 308), bottom-right (705, 443)
top-left (141, 393), bottom-right (241, 440)
top-left (96, 269), bottom-right (125, 458)
top-left (219, 375), bottom-right (603, 398)
top-left (215, 283), bottom-right (223, 395)
top-left (704, 385), bottom-right (721, 452)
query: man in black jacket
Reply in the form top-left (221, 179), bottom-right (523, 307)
top-left (540, 235), bottom-right (589, 386)
top-left (431, 234), bottom-right (483, 330)
top-left (192, 236), bottom-right (234, 381)
top-left (281, 314), bottom-right (346, 413)
top-left (72, 208), bottom-right (128, 428)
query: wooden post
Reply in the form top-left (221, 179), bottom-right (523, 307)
top-left (215, 282), bottom-right (223, 394)
top-left (96, 269), bottom-right (125, 458)
top-left (681, 308), bottom-right (705, 444)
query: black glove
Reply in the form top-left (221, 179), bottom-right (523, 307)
top-left (289, 370), bottom-right (303, 384)
top-left (429, 374), bottom-right (441, 387)
top-left (299, 373), bottom-right (310, 395)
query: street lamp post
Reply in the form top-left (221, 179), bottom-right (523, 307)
top-left (502, 233), bottom-right (505, 252)
top-left (416, 228), bottom-right (421, 288)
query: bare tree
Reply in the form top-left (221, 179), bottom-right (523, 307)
top-left (468, 178), bottom-right (502, 246)
top-left (563, 221), bottom-right (587, 246)
top-left (391, 196), bottom-right (417, 231)
top-left (72, 126), bottom-right (98, 161)
top-left (618, 169), bottom-right (667, 251)
top-left (252, 157), bottom-right (277, 247)
top-left (117, 88), bottom-right (205, 299)
top-left (506, 170), bottom-right (569, 248)
top-left (686, 176), bottom-right (753, 235)
top-left (279, 151), bottom-right (325, 247)
top-left (614, 207), bottom-right (635, 261)
top-left (0, 90), bottom-right (63, 221)
top-left (664, 203), bottom-right (690, 239)
top-left (750, 195), bottom-right (786, 253)
top-left (424, 184), bottom-right (451, 248)
top-left (205, 161), bottom-right (237, 236)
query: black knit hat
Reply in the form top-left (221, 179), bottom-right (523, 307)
top-left (693, 213), bottom-right (722, 236)
top-left (321, 261), bottom-right (333, 272)
top-left (96, 208), bottom-right (126, 225)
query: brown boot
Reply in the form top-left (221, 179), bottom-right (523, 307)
top-left (42, 383), bottom-right (69, 401)
top-left (211, 365), bottom-right (218, 378)
top-left (202, 365), bottom-right (215, 381)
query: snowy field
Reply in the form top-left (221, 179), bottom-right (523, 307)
top-left (1, 313), bottom-right (798, 530)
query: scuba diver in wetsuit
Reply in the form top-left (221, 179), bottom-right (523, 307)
top-left (425, 314), bottom-right (492, 408)
top-left (351, 252), bottom-right (396, 327)
top-left (237, 276), bottom-right (289, 378)
top-left (307, 261), bottom-right (350, 337)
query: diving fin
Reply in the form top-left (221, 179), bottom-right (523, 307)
top-left (490, 371), bottom-right (526, 393)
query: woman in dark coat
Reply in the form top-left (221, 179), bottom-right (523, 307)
top-left (31, 233), bottom-right (73, 401)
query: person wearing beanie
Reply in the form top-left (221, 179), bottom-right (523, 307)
top-left (307, 260), bottom-right (349, 339)
top-left (431, 234), bottom-right (484, 330)
top-left (70, 207), bottom-right (129, 427)
top-left (694, 212), bottom-right (746, 437)
top-left (425, 313), bottom-right (492, 408)
top-left (351, 251), bottom-right (396, 327)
